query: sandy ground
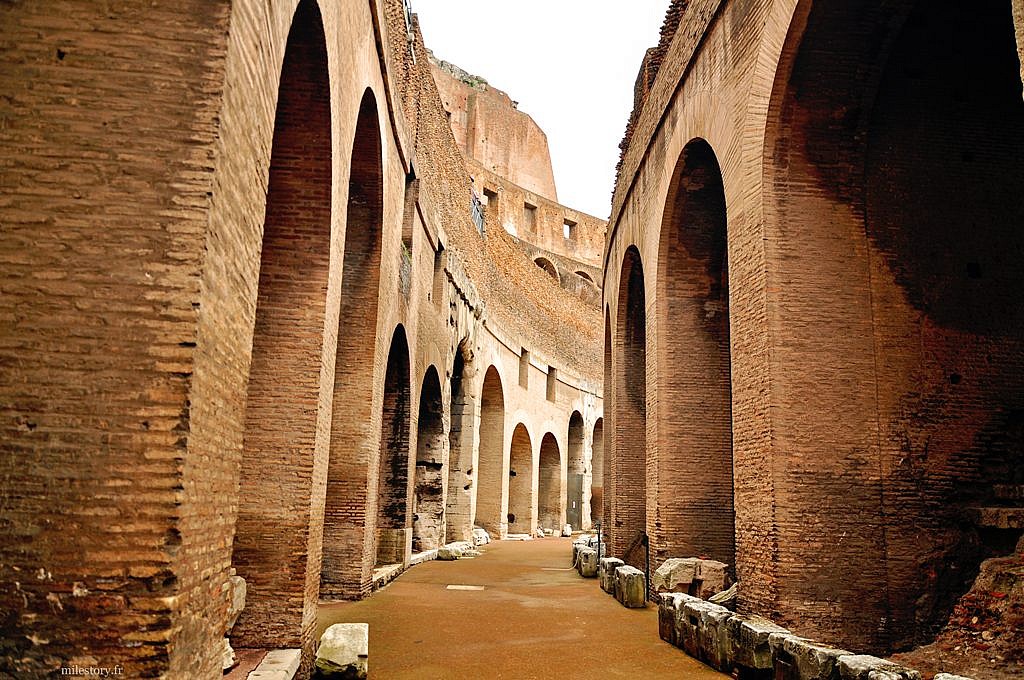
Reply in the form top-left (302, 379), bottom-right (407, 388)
top-left (316, 536), bottom-right (726, 679)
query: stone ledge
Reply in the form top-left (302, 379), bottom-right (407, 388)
top-left (248, 648), bottom-right (300, 680)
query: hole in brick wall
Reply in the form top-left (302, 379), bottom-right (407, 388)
top-left (55, 48), bottom-right (66, 60)
top-left (949, 373), bottom-right (962, 385)
top-left (966, 262), bottom-right (982, 279)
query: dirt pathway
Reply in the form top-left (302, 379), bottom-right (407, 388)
top-left (317, 537), bottom-right (726, 679)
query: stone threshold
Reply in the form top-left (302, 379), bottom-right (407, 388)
top-left (229, 648), bottom-right (300, 680)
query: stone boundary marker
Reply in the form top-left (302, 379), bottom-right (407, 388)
top-left (656, 593), bottom-right (976, 680)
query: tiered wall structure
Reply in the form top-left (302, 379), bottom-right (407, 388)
top-left (0, 0), bottom-right (603, 677)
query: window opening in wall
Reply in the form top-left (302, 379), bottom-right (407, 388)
top-left (471, 189), bottom-right (484, 234)
top-left (519, 348), bottom-right (530, 389)
top-left (483, 187), bottom-right (498, 211)
top-left (546, 367), bottom-right (557, 402)
top-left (523, 201), bottom-right (537, 233)
top-left (563, 218), bottom-right (576, 240)
top-left (431, 243), bottom-right (446, 306)
top-left (401, 169), bottom-right (418, 252)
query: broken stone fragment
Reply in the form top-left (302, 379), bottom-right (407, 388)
top-left (225, 574), bottom-right (246, 632)
top-left (933, 674), bottom-right (975, 680)
top-left (576, 547), bottom-right (598, 578)
top-left (315, 623), bottom-right (368, 679)
top-left (561, 524), bottom-right (572, 536)
top-left (220, 637), bottom-right (236, 672)
top-left (836, 654), bottom-right (921, 680)
top-left (437, 540), bottom-right (474, 560)
top-left (651, 558), bottom-right (699, 594)
top-left (614, 565), bottom-right (646, 608)
top-left (471, 527), bottom-right (490, 546)
top-left (535, 527), bottom-right (545, 538)
top-left (599, 557), bottom-right (624, 594)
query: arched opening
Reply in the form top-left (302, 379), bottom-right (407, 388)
top-left (537, 433), bottom-right (562, 533)
top-left (413, 366), bottom-right (445, 553)
top-left (321, 87), bottom-right (385, 597)
top-left (445, 342), bottom-right (475, 542)
top-left (576, 271), bottom-right (595, 284)
top-left (507, 424), bottom-right (534, 535)
top-left (613, 246), bottom-right (647, 567)
top-left (591, 417), bottom-right (604, 527)
top-left (655, 138), bottom-right (734, 567)
top-left (231, 0), bottom-right (331, 649)
top-left (566, 412), bottom-right (586, 531)
top-left (764, 0), bottom-right (1024, 652)
top-left (475, 366), bottom-right (506, 537)
top-left (375, 326), bottom-right (411, 567)
top-left (534, 257), bottom-right (558, 280)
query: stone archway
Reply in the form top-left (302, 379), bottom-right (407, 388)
top-left (413, 366), bottom-right (445, 553)
top-left (231, 0), bottom-right (331, 649)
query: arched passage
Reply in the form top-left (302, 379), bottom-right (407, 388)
top-left (475, 366), bottom-right (506, 536)
top-left (613, 247), bottom-right (647, 567)
top-left (413, 366), bottom-right (445, 553)
top-left (655, 138), bottom-right (734, 567)
top-left (591, 417), bottom-right (604, 527)
top-left (375, 326), bottom-right (411, 567)
top-left (762, 0), bottom-right (1024, 652)
top-left (507, 424), bottom-right (534, 534)
top-left (321, 87), bottom-right (385, 597)
top-left (231, 0), bottom-right (331, 649)
top-left (535, 257), bottom-right (558, 280)
top-left (445, 342), bottom-right (476, 542)
top-left (538, 432), bottom-right (562, 533)
top-left (566, 411), bottom-right (586, 531)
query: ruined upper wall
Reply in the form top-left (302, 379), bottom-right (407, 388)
top-left (430, 52), bottom-right (559, 202)
top-left (468, 159), bottom-right (605, 269)
top-left (383, 6), bottom-right (602, 378)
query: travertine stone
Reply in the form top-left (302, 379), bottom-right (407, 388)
top-left (577, 547), bottom-right (598, 578)
top-left (599, 557), bottom-right (624, 594)
top-left (836, 655), bottom-right (921, 680)
top-left (614, 565), bottom-right (646, 608)
top-left (315, 624), bottom-right (368, 679)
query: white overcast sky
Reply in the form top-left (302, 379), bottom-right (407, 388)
top-left (413, 1), bottom-right (670, 220)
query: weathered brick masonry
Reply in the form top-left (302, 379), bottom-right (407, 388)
top-left (604, 0), bottom-right (1024, 658)
top-left (0, 0), bottom-right (603, 677)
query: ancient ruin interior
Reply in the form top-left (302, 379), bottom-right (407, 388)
top-left (1, 0), bottom-right (1022, 678)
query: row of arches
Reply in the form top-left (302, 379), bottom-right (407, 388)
top-left (605, 0), bottom-right (1024, 654)
top-left (227, 6), bottom-right (605, 658)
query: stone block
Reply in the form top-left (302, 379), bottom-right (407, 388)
top-left (726, 614), bottom-right (791, 672)
top-left (651, 558), bottom-right (699, 594)
top-left (250, 649), bottom-right (301, 680)
top-left (658, 593), bottom-right (685, 645)
top-left (678, 597), bottom-right (731, 666)
top-left (695, 559), bottom-right (728, 599)
top-left (770, 635), bottom-right (851, 680)
top-left (472, 527), bottom-right (491, 546)
top-left (562, 523), bottom-right (572, 536)
top-left (697, 602), bottom-right (733, 671)
top-left (933, 675), bottom-right (974, 680)
top-left (836, 655), bottom-right (921, 680)
top-left (615, 565), bottom-right (646, 608)
top-left (315, 623), bottom-right (368, 679)
top-left (599, 557), bottom-right (624, 594)
top-left (577, 547), bottom-right (598, 577)
top-left (220, 638), bottom-right (236, 672)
